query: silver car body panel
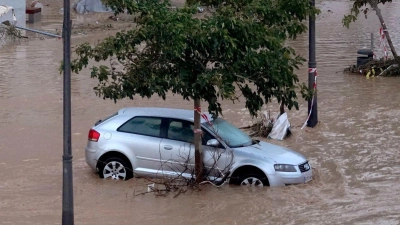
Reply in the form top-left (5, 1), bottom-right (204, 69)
top-left (85, 107), bottom-right (312, 186)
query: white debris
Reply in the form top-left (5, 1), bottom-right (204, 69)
top-left (268, 112), bottom-right (291, 141)
top-left (0, 5), bottom-right (17, 25)
top-left (72, 0), bottom-right (112, 14)
top-left (31, 1), bottom-right (43, 9)
top-left (147, 183), bottom-right (155, 192)
top-left (0, 5), bottom-right (13, 18)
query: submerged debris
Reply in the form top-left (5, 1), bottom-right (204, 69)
top-left (241, 120), bottom-right (273, 138)
top-left (240, 111), bottom-right (274, 138)
top-left (0, 23), bottom-right (27, 42)
top-left (240, 110), bottom-right (292, 140)
top-left (344, 57), bottom-right (400, 77)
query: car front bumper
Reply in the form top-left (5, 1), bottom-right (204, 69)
top-left (268, 168), bottom-right (313, 187)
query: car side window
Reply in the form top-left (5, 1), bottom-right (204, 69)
top-left (167, 120), bottom-right (194, 143)
top-left (118, 117), bottom-right (162, 137)
top-left (202, 129), bottom-right (224, 148)
top-left (201, 129), bottom-right (214, 146)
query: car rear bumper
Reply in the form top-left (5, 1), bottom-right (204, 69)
top-left (85, 146), bottom-right (98, 172)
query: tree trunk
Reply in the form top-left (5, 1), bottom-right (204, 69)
top-left (194, 98), bottom-right (203, 183)
top-left (279, 100), bottom-right (285, 116)
top-left (371, 1), bottom-right (398, 57)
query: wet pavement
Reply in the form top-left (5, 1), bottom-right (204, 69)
top-left (1, 0), bottom-right (400, 224)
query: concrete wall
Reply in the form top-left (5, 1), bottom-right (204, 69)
top-left (0, 0), bottom-right (26, 27)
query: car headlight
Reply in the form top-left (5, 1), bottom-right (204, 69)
top-left (274, 164), bottom-right (297, 172)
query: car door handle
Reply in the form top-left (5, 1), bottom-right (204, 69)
top-left (164, 145), bottom-right (173, 150)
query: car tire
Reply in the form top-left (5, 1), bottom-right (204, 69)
top-left (98, 157), bottom-right (133, 180)
top-left (237, 173), bottom-right (267, 187)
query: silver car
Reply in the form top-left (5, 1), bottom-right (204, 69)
top-left (85, 107), bottom-right (312, 187)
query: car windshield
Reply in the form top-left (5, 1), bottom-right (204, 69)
top-left (202, 118), bottom-right (253, 148)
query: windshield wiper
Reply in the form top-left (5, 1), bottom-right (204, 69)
top-left (234, 141), bottom-right (255, 148)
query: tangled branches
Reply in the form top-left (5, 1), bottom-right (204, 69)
top-left (0, 23), bottom-right (27, 44)
top-left (98, 143), bottom-right (233, 198)
top-left (344, 57), bottom-right (400, 77)
top-left (240, 111), bottom-right (274, 138)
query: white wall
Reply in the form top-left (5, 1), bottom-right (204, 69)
top-left (0, 0), bottom-right (26, 27)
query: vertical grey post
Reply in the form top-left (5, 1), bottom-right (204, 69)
top-left (62, 0), bottom-right (74, 224)
top-left (371, 33), bottom-right (374, 50)
top-left (307, 0), bottom-right (318, 127)
top-left (194, 98), bottom-right (203, 184)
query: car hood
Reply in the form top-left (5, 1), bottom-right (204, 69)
top-left (234, 141), bottom-right (307, 165)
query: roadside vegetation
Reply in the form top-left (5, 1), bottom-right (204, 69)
top-left (343, 0), bottom-right (399, 76)
top-left (69, 0), bottom-right (319, 183)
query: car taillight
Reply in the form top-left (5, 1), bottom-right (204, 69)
top-left (88, 129), bottom-right (100, 142)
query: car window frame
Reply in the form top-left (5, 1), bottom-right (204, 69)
top-left (164, 119), bottom-right (224, 148)
top-left (165, 118), bottom-right (195, 143)
top-left (117, 116), bottom-right (165, 138)
top-left (201, 126), bottom-right (226, 149)
top-left (202, 118), bottom-right (252, 148)
top-left (164, 118), bottom-right (226, 149)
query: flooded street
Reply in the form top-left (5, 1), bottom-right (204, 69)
top-left (1, 0), bottom-right (400, 224)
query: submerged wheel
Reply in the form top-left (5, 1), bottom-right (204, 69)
top-left (238, 173), bottom-right (267, 187)
top-left (99, 157), bottom-right (132, 180)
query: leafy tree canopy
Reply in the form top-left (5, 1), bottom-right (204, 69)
top-left (71, 0), bottom-right (319, 117)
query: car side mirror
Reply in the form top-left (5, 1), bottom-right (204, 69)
top-left (206, 139), bottom-right (219, 147)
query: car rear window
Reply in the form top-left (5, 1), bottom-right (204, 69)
top-left (95, 112), bottom-right (118, 126)
top-left (117, 117), bottom-right (162, 137)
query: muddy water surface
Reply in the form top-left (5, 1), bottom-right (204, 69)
top-left (1, 1), bottom-right (400, 224)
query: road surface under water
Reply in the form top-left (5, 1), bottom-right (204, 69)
top-left (0, 1), bottom-right (400, 224)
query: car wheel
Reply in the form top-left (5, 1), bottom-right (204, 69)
top-left (238, 174), bottom-right (266, 187)
top-left (99, 157), bottom-right (132, 180)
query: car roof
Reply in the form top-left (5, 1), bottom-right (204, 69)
top-left (117, 107), bottom-right (214, 123)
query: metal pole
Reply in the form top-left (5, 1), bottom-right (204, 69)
top-left (62, 0), bottom-right (74, 223)
top-left (14, 25), bottom-right (62, 38)
top-left (307, 0), bottom-right (318, 128)
top-left (371, 33), bottom-right (374, 50)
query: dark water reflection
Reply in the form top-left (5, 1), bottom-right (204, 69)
top-left (1, 1), bottom-right (400, 224)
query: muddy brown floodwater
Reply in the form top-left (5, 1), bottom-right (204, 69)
top-left (1, 0), bottom-right (400, 224)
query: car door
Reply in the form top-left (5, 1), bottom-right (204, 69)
top-left (159, 119), bottom-right (195, 178)
top-left (201, 129), bottom-right (233, 181)
top-left (116, 116), bottom-right (164, 177)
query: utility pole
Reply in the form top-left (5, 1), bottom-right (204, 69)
top-left (307, 0), bottom-right (318, 128)
top-left (62, 0), bottom-right (74, 223)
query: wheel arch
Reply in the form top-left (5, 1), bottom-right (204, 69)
top-left (229, 165), bottom-right (270, 186)
top-left (96, 151), bottom-right (133, 174)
